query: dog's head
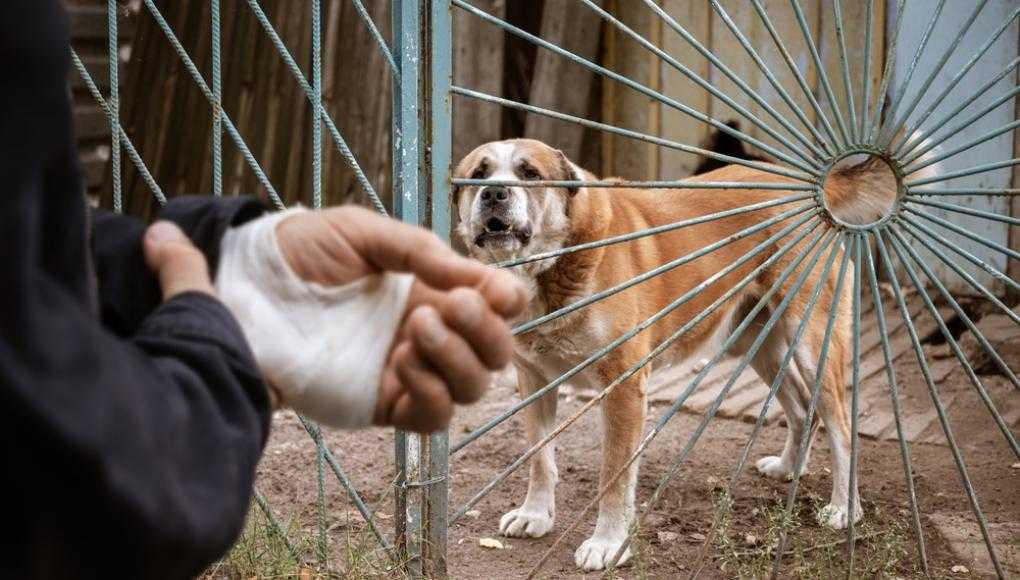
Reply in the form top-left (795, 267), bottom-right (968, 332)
top-left (453, 139), bottom-right (582, 266)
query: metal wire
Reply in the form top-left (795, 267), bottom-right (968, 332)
top-left (107, 0), bottom-right (121, 212)
top-left (878, 0), bottom-right (992, 150)
top-left (873, 228), bottom-right (1006, 578)
top-left (629, 0), bottom-right (827, 164)
top-left (70, 48), bottom-right (166, 204)
top-left (211, 0), bottom-right (222, 197)
top-left (453, 217), bottom-right (827, 519)
top-left (141, 0), bottom-right (285, 208)
top-left (789, 0), bottom-right (852, 148)
top-left (243, 0), bottom-right (387, 214)
top-left (452, 87), bottom-right (817, 183)
top-left (526, 227), bottom-right (840, 578)
top-left (708, 0), bottom-right (836, 156)
top-left (452, 0), bottom-right (823, 177)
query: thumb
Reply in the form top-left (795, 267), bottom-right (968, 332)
top-left (144, 221), bottom-right (216, 301)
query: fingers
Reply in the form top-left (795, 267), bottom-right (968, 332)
top-left (435, 287), bottom-right (514, 370)
top-left (143, 221), bottom-right (215, 301)
top-left (388, 342), bottom-right (454, 433)
top-left (327, 206), bottom-right (520, 297)
top-left (407, 305), bottom-right (493, 405)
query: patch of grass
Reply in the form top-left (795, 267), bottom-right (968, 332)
top-left (713, 492), bottom-right (916, 579)
top-left (204, 500), bottom-right (404, 579)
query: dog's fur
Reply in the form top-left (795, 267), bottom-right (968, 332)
top-left (453, 138), bottom-right (900, 571)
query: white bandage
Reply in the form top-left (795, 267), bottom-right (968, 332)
top-left (215, 207), bottom-right (413, 428)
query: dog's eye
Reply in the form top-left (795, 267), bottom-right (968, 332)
top-left (522, 167), bottom-right (541, 180)
top-left (470, 167), bottom-right (486, 179)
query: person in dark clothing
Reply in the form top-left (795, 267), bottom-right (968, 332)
top-left (1, 2), bottom-right (523, 578)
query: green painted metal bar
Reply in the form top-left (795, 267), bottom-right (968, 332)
top-left (862, 238), bottom-right (930, 575)
top-left (253, 488), bottom-right (302, 563)
top-left (71, 48), bottom-right (166, 204)
top-left (905, 119), bottom-right (1020, 177)
top-left (211, 0), bottom-right (222, 197)
top-left (901, 213), bottom-right (1020, 293)
top-left (873, 0), bottom-right (947, 147)
top-left (888, 6), bottom-right (1020, 156)
top-left (453, 178), bottom-right (815, 191)
top-left (873, 228), bottom-right (1005, 578)
top-left (859, 0), bottom-right (874, 144)
top-left (770, 233), bottom-right (853, 579)
top-left (393, 1), bottom-right (422, 575)
top-left (889, 228), bottom-right (1020, 447)
top-left (899, 219), bottom-right (1020, 325)
top-left (451, 0), bottom-right (823, 177)
top-left (878, 0), bottom-right (989, 150)
top-left (908, 188), bottom-right (1020, 196)
top-left (606, 232), bottom-right (849, 571)
top-left (452, 221), bottom-right (827, 522)
top-left (906, 158), bottom-right (1020, 188)
top-left (425, 0), bottom-right (452, 574)
top-left (243, 0), bottom-right (387, 214)
top-left (905, 206), bottom-right (1020, 261)
top-left (108, 0), bottom-right (121, 212)
top-left (907, 197), bottom-right (1020, 227)
top-left (846, 233), bottom-right (862, 578)
top-left (311, 0), bottom-right (323, 209)
top-left (526, 228), bottom-right (840, 578)
top-left (497, 193), bottom-right (815, 269)
top-left (866, 0), bottom-right (908, 144)
top-left (626, 0), bottom-right (826, 164)
top-left (751, 0), bottom-right (842, 150)
top-left (832, 0), bottom-right (858, 144)
top-left (451, 210), bottom-right (822, 456)
top-left (513, 205), bottom-right (817, 336)
top-left (350, 0), bottom-right (398, 74)
top-left (789, 0), bottom-right (851, 148)
top-left (896, 58), bottom-right (1020, 164)
top-left (709, 0), bottom-right (836, 156)
top-left (452, 87), bottom-right (817, 183)
top-left (141, 0), bottom-right (284, 208)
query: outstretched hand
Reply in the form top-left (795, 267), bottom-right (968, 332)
top-left (274, 206), bottom-right (526, 432)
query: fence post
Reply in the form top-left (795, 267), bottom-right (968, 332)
top-left (425, 0), bottom-right (452, 576)
top-left (392, 0), bottom-right (423, 576)
top-left (393, 1), bottom-right (451, 576)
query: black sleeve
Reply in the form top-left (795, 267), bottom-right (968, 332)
top-left (0, 1), bottom-right (272, 577)
top-left (92, 197), bottom-right (267, 337)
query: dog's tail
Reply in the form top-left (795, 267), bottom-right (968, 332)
top-left (824, 130), bottom-right (941, 225)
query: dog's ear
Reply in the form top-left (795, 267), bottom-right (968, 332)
top-left (554, 149), bottom-right (580, 196)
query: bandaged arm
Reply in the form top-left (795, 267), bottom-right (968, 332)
top-left (215, 208), bottom-right (413, 428)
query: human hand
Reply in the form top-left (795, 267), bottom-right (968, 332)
top-left (144, 220), bottom-right (283, 409)
top-left (275, 206), bottom-right (527, 432)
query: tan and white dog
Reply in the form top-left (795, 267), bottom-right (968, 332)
top-left (453, 138), bottom-right (891, 571)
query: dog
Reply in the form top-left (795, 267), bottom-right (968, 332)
top-left (453, 137), bottom-right (899, 571)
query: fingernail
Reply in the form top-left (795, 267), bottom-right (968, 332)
top-left (147, 221), bottom-right (186, 243)
top-left (420, 308), bottom-right (448, 348)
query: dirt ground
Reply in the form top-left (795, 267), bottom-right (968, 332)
top-left (245, 331), bottom-right (1019, 579)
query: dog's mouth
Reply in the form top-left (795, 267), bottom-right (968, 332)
top-left (474, 217), bottom-right (532, 247)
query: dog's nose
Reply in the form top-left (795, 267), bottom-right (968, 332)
top-left (480, 186), bottom-right (510, 204)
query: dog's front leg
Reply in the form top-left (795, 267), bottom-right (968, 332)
top-left (575, 367), bottom-right (648, 571)
top-left (499, 361), bottom-right (558, 538)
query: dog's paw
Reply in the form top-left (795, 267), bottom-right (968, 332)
top-left (755, 455), bottom-right (802, 480)
top-left (499, 507), bottom-right (553, 538)
top-left (574, 534), bottom-right (632, 571)
top-left (816, 503), bottom-right (862, 530)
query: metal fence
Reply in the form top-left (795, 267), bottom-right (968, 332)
top-left (74, 0), bottom-right (1018, 578)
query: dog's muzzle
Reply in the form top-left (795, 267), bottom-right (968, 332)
top-left (473, 186), bottom-right (532, 247)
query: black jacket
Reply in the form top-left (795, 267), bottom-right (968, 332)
top-left (2, 1), bottom-right (273, 577)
